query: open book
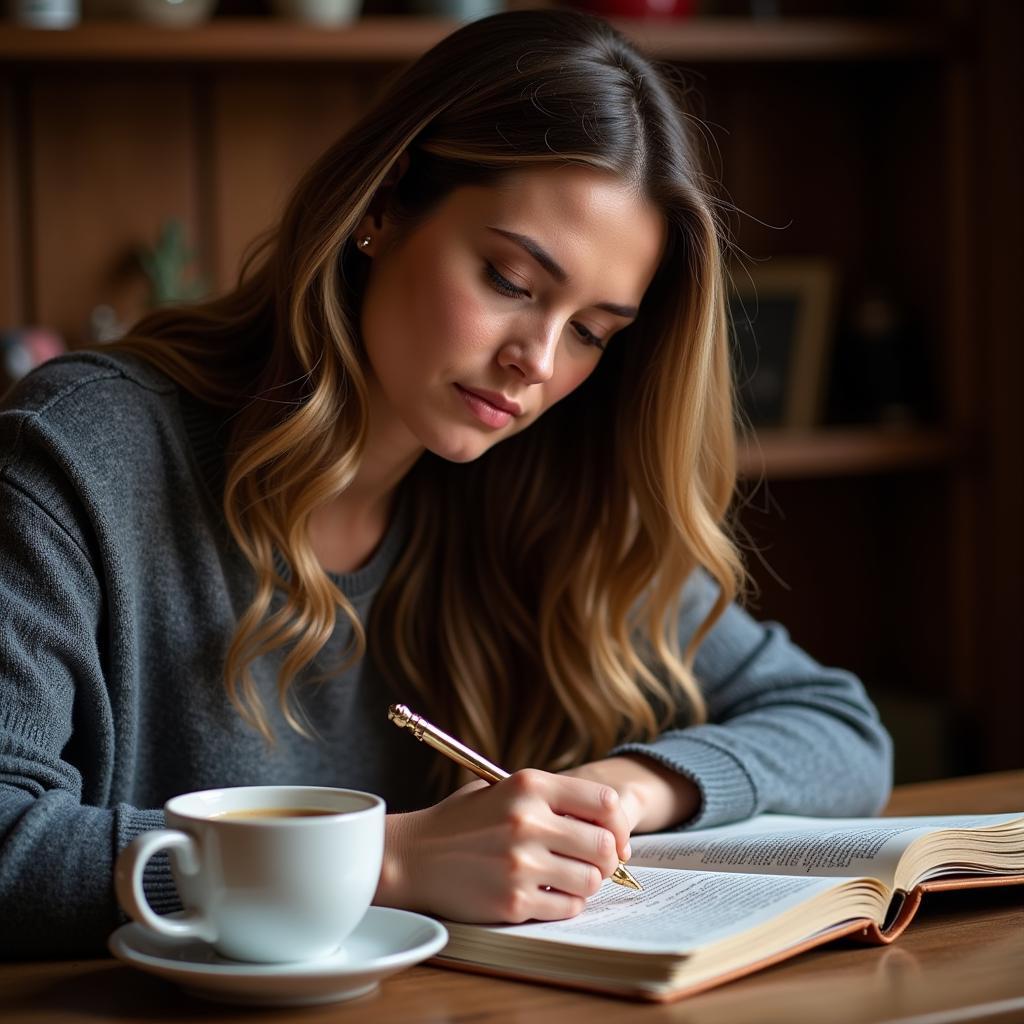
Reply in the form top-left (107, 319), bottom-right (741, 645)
top-left (435, 812), bottom-right (1024, 1002)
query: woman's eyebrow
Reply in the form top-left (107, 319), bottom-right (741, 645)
top-left (485, 226), bottom-right (639, 320)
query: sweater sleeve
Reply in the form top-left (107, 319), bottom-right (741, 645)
top-left (0, 474), bottom-right (173, 958)
top-left (609, 568), bottom-right (893, 830)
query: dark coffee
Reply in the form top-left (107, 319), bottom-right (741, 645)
top-left (214, 807), bottom-right (339, 820)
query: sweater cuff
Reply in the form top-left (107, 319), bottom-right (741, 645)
top-left (115, 806), bottom-right (183, 918)
top-left (609, 734), bottom-right (758, 830)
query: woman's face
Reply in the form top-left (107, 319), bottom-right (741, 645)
top-left (358, 163), bottom-right (666, 464)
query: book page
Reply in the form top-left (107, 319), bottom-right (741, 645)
top-left (628, 813), bottom-right (1021, 889)
top-left (458, 867), bottom-right (854, 954)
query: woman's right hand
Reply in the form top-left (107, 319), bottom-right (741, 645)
top-left (374, 769), bottom-right (633, 924)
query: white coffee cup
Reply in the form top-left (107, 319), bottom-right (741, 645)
top-left (115, 785), bottom-right (385, 963)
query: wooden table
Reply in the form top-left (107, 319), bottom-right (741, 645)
top-left (2, 771), bottom-right (1022, 1024)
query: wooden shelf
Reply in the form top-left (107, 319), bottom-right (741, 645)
top-left (738, 427), bottom-right (962, 480)
top-left (0, 16), bottom-right (959, 64)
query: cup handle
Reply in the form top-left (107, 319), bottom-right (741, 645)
top-left (114, 829), bottom-right (217, 943)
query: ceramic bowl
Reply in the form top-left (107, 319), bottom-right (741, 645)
top-left (131, 0), bottom-right (216, 27)
top-left (271, 0), bottom-right (361, 27)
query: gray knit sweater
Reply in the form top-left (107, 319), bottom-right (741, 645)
top-left (0, 350), bottom-right (892, 958)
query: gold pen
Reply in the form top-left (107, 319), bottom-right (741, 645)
top-left (387, 702), bottom-right (642, 892)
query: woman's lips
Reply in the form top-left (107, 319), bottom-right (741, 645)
top-left (454, 384), bottom-right (519, 429)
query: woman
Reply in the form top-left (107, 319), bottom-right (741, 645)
top-left (0, 9), bottom-right (891, 957)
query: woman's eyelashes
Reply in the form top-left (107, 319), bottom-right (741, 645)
top-left (483, 263), bottom-right (607, 351)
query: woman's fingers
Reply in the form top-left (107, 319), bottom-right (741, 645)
top-left (486, 844), bottom-right (600, 922)
top-left (538, 813), bottom-right (620, 880)
top-left (501, 768), bottom-right (632, 866)
top-left (493, 880), bottom-right (587, 924)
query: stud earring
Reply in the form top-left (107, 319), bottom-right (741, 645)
top-left (357, 235), bottom-right (372, 250)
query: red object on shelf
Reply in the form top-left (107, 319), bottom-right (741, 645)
top-left (569, 0), bottom-right (698, 17)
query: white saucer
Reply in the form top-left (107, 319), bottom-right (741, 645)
top-left (108, 906), bottom-right (448, 1006)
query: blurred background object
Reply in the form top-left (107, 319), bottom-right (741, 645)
top-left (7, 0), bottom-right (79, 27)
top-left (728, 258), bottom-right (838, 431)
top-left (271, 0), bottom-right (361, 25)
top-left (568, 0), bottom-right (696, 19)
top-left (0, 326), bottom-right (66, 392)
top-left (406, 0), bottom-right (501, 19)
top-left (136, 218), bottom-right (209, 310)
top-left (829, 284), bottom-right (932, 427)
top-left (128, 0), bottom-right (217, 27)
top-left (89, 304), bottom-right (128, 344)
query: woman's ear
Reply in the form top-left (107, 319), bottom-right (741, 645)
top-left (358, 150), bottom-right (413, 241)
top-left (389, 149), bottom-right (412, 184)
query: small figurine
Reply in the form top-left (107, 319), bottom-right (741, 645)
top-left (136, 218), bottom-right (207, 310)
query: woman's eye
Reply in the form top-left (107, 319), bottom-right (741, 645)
top-left (484, 262), bottom-right (606, 352)
top-left (484, 262), bottom-right (529, 299)
top-left (572, 323), bottom-right (607, 351)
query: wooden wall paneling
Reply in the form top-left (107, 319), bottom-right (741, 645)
top-left (863, 61), bottom-right (946, 422)
top-left (209, 66), bottom-right (396, 294)
top-left (29, 68), bottom-right (199, 347)
top-left (860, 59), bottom-right (960, 775)
top-left (0, 73), bottom-right (23, 328)
top-left (977, 0), bottom-right (1023, 769)
top-left (943, 50), bottom-right (982, 762)
top-left (719, 63), bottom-right (868, 291)
top-left (872, 474), bottom-right (951, 701)
top-left (733, 476), bottom-right (881, 679)
top-left (874, 474), bottom-right (958, 780)
top-left (735, 472), bottom-right (956, 783)
top-left (720, 63), bottom-right (878, 690)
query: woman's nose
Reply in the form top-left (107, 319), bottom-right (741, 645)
top-left (497, 325), bottom-right (559, 383)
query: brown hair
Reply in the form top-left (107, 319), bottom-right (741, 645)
top-left (109, 8), bottom-right (745, 791)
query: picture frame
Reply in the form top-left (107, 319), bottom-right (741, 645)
top-left (726, 258), bottom-right (839, 430)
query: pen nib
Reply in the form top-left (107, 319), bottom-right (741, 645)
top-left (612, 865), bottom-right (643, 891)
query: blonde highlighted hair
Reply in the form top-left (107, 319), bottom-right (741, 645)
top-left (110, 8), bottom-right (745, 792)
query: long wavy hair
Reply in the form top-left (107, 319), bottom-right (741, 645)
top-left (109, 8), bottom-right (746, 791)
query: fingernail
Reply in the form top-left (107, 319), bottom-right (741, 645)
top-left (624, 843), bottom-right (632, 860)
